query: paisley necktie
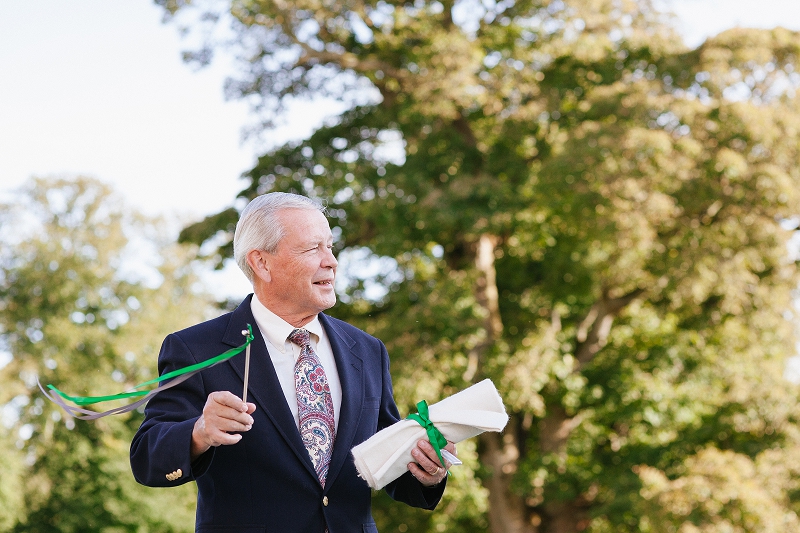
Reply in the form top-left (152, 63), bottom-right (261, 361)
top-left (289, 328), bottom-right (336, 486)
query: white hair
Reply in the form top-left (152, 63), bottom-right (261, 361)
top-left (233, 192), bottom-right (325, 283)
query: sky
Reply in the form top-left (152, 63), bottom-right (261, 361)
top-left (0, 0), bottom-right (342, 220)
top-left (1, 0), bottom-right (800, 300)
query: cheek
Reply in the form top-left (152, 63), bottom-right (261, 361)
top-left (281, 261), bottom-right (308, 281)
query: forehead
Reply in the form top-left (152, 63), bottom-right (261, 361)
top-left (277, 208), bottom-right (331, 244)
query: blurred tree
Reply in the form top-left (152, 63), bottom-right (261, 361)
top-left (0, 427), bottom-right (24, 530)
top-left (0, 177), bottom-right (215, 532)
top-left (166, 1), bottom-right (800, 531)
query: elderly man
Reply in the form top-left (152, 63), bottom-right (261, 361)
top-left (130, 192), bottom-right (455, 532)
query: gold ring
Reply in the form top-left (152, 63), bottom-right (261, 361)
top-left (432, 466), bottom-right (440, 476)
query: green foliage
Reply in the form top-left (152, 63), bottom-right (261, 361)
top-left (168, 1), bottom-right (800, 532)
top-left (0, 427), bottom-right (24, 530)
top-left (0, 177), bottom-right (213, 532)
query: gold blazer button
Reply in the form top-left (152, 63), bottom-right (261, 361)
top-left (166, 469), bottom-right (182, 481)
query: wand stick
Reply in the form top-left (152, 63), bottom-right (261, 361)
top-left (241, 329), bottom-right (251, 403)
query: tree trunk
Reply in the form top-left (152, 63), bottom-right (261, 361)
top-left (538, 406), bottom-right (588, 533)
top-left (469, 233), bottom-right (606, 533)
top-left (541, 501), bottom-right (587, 533)
top-left (532, 289), bottom-right (641, 532)
top-left (470, 233), bottom-right (534, 532)
top-left (463, 233), bottom-right (503, 382)
top-left (480, 427), bottom-right (534, 533)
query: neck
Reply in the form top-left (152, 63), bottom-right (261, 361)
top-left (286, 315), bottom-right (316, 328)
top-left (251, 291), bottom-right (317, 328)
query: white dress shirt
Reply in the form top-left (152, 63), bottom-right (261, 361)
top-left (250, 295), bottom-right (342, 431)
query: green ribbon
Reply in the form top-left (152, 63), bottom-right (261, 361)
top-left (47, 324), bottom-right (254, 407)
top-left (406, 399), bottom-right (449, 474)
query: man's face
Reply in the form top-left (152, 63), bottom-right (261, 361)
top-left (260, 208), bottom-right (337, 324)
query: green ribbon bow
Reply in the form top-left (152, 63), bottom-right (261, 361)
top-left (42, 324), bottom-right (255, 419)
top-left (406, 399), bottom-right (449, 474)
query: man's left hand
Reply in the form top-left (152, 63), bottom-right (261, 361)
top-left (408, 439), bottom-right (457, 487)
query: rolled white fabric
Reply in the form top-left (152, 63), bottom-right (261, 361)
top-left (351, 379), bottom-right (509, 490)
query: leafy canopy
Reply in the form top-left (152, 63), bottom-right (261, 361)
top-left (166, 1), bottom-right (800, 532)
top-left (0, 177), bottom-right (217, 532)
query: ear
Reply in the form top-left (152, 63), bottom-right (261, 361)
top-left (247, 249), bottom-right (272, 283)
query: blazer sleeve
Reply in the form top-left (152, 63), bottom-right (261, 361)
top-left (374, 339), bottom-right (447, 509)
top-left (129, 333), bottom-right (213, 487)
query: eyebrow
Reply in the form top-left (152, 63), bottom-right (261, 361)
top-left (298, 236), bottom-right (333, 249)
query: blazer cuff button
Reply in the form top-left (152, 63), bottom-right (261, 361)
top-left (166, 469), bottom-right (182, 481)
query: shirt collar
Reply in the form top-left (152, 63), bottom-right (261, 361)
top-left (250, 295), bottom-right (324, 353)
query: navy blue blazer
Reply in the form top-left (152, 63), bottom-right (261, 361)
top-left (130, 295), bottom-right (444, 532)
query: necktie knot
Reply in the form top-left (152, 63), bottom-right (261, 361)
top-left (288, 328), bottom-right (311, 348)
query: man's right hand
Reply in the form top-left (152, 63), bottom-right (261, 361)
top-left (191, 391), bottom-right (256, 460)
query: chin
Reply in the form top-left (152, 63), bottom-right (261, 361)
top-left (318, 295), bottom-right (336, 310)
top-left (312, 288), bottom-right (336, 307)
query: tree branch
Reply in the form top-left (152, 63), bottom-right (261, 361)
top-left (574, 288), bottom-right (643, 367)
top-left (464, 233), bottom-right (503, 382)
top-left (265, 0), bottom-right (404, 79)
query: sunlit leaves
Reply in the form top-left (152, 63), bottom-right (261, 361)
top-left (164, 1), bottom-right (800, 531)
top-left (0, 177), bottom-right (213, 531)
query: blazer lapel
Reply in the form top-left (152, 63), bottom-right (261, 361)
top-left (320, 313), bottom-right (364, 489)
top-left (224, 295), bottom-right (318, 479)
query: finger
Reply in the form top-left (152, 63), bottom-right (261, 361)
top-left (200, 413), bottom-right (251, 437)
top-left (205, 393), bottom-right (254, 426)
top-left (415, 440), bottom-right (444, 467)
top-left (411, 443), bottom-right (441, 475)
top-left (221, 409), bottom-right (254, 427)
top-left (207, 405), bottom-right (253, 430)
top-left (207, 427), bottom-right (244, 447)
top-left (203, 423), bottom-right (250, 446)
top-left (194, 416), bottom-right (244, 449)
top-left (407, 461), bottom-right (443, 487)
top-left (210, 391), bottom-right (249, 412)
top-left (218, 416), bottom-right (253, 433)
top-left (203, 411), bottom-right (253, 435)
top-left (407, 462), bottom-right (434, 481)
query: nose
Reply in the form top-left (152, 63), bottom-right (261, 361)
top-left (323, 247), bottom-right (338, 269)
